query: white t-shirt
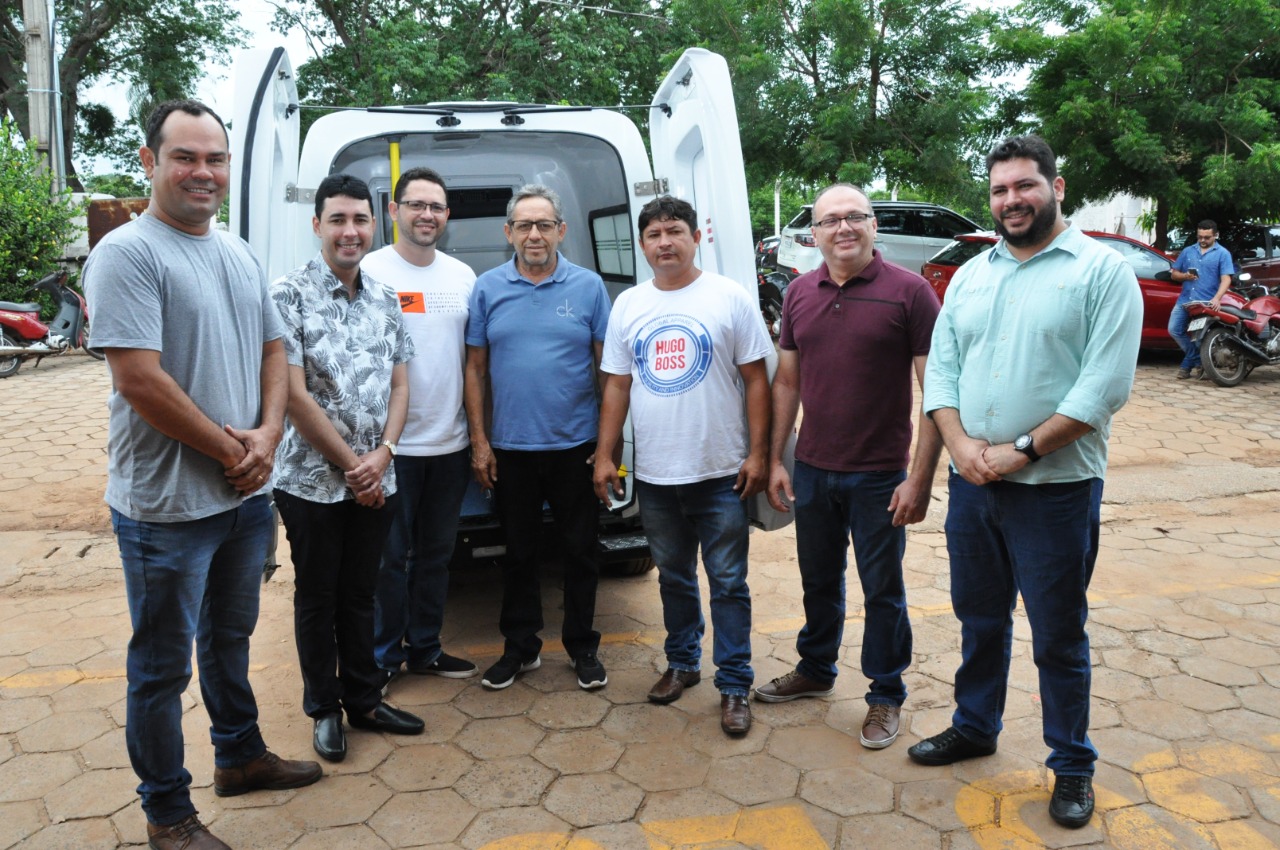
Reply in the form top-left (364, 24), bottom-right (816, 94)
top-left (362, 245), bottom-right (476, 455)
top-left (601, 271), bottom-right (773, 484)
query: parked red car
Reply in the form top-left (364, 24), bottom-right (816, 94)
top-left (921, 231), bottom-right (1181, 350)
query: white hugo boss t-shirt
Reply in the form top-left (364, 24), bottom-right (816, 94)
top-left (602, 271), bottom-right (773, 484)
top-left (362, 245), bottom-right (476, 455)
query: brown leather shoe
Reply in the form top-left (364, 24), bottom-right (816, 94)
top-left (647, 668), bottom-right (701, 704)
top-left (213, 750), bottom-right (322, 797)
top-left (752, 669), bottom-right (834, 703)
top-left (720, 694), bottom-right (752, 736)
top-left (146, 814), bottom-right (230, 850)
top-left (859, 703), bottom-right (901, 749)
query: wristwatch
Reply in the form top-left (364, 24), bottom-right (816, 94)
top-left (1013, 433), bottom-right (1041, 462)
top-left (380, 440), bottom-right (398, 457)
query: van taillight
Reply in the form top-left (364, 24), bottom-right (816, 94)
top-left (795, 234), bottom-right (816, 247)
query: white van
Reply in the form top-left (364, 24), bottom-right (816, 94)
top-left (231, 47), bottom-right (790, 575)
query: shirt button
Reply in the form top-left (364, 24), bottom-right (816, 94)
top-left (987, 410), bottom-right (996, 417)
top-left (1001, 335), bottom-right (1007, 340)
top-left (993, 373), bottom-right (1000, 379)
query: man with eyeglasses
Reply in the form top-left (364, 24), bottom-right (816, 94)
top-left (363, 167), bottom-right (480, 689)
top-left (464, 184), bottom-right (611, 691)
top-left (759, 183), bottom-right (942, 753)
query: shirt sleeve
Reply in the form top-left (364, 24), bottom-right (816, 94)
top-left (1055, 256), bottom-right (1143, 429)
top-left (907, 279), bottom-right (941, 356)
top-left (256, 258), bottom-right (286, 344)
top-left (732, 286), bottom-right (774, 365)
top-left (589, 277), bottom-right (611, 342)
top-left (270, 275), bottom-right (305, 368)
top-left (464, 279), bottom-right (489, 347)
top-left (599, 295), bottom-right (632, 376)
top-left (83, 239), bottom-right (165, 352)
top-left (1174, 248), bottom-right (1191, 273)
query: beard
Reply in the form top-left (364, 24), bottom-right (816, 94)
top-left (993, 201), bottom-right (1058, 248)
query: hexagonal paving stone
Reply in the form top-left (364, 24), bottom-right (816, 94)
top-left (0, 751), bottom-right (81, 803)
top-left (283, 773), bottom-right (392, 829)
top-left (1103, 802), bottom-right (1218, 849)
top-left (1133, 628), bottom-right (1205, 659)
top-left (289, 823), bottom-right (391, 849)
top-left (375, 743), bottom-right (474, 792)
top-left (799, 764), bottom-right (894, 817)
top-left (0, 696), bottom-right (51, 733)
top-left (1201, 636), bottom-right (1280, 668)
top-left (368, 788), bottom-right (477, 846)
top-left (1091, 667), bottom-right (1151, 704)
top-left (636, 786), bottom-right (740, 825)
top-left (526, 689), bottom-right (611, 730)
top-left (1119, 698), bottom-right (1210, 741)
top-left (571, 821), bottom-right (655, 850)
top-left (837, 812), bottom-right (943, 850)
top-left (459, 806), bottom-right (569, 849)
top-left (899, 777), bottom-right (982, 830)
top-left (454, 756), bottom-right (555, 809)
top-left (684, 713), bottom-right (769, 758)
top-left (44, 767), bottom-right (136, 821)
top-left (1239, 684), bottom-right (1280, 720)
top-left (15, 709), bottom-right (114, 752)
top-left (1093, 727), bottom-right (1179, 774)
top-left (451, 682), bottom-right (537, 719)
top-left (454, 716), bottom-right (545, 760)
top-left (533, 728), bottom-right (624, 774)
top-left (1151, 674), bottom-right (1238, 713)
top-left (704, 752), bottom-right (798, 805)
top-left (766, 725), bottom-right (860, 771)
top-left (1209, 709), bottom-right (1280, 753)
top-left (1176, 740), bottom-right (1280, 789)
top-left (11, 818), bottom-right (121, 850)
top-left (1142, 767), bottom-right (1251, 822)
top-left (26, 638), bottom-right (104, 667)
top-left (1178, 655), bottom-right (1259, 687)
top-left (614, 740), bottom-right (710, 792)
top-left (544, 773), bottom-right (644, 827)
top-left (600, 703), bottom-right (688, 743)
top-left (1101, 648), bottom-right (1179, 679)
top-left (0, 800), bottom-right (43, 849)
top-left (204, 806), bottom-right (306, 849)
top-left (404, 703), bottom-right (471, 744)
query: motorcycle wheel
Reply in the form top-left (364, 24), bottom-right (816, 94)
top-left (0, 331), bottom-right (21, 379)
top-left (1200, 326), bottom-right (1251, 387)
top-left (81, 318), bottom-right (106, 361)
top-left (761, 299), bottom-right (783, 341)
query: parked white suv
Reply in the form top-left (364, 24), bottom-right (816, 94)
top-left (776, 200), bottom-right (979, 277)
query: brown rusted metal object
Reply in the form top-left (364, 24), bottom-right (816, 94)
top-left (86, 199), bottom-right (150, 250)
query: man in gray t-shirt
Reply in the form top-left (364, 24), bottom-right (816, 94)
top-left (83, 100), bottom-right (320, 850)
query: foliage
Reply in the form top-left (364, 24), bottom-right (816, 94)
top-left (0, 0), bottom-right (245, 180)
top-left (748, 177), bottom-right (812, 241)
top-left (0, 118), bottom-right (82, 303)
top-left (1009, 0), bottom-right (1280, 246)
top-left (82, 172), bottom-right (148, 198)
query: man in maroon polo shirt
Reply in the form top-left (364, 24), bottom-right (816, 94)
top-left (758, 183), bottom-right (942, 750)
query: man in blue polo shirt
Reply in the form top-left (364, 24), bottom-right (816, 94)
top-left (464, 184), bottom-right (611, 692)
top-left (1168, 219), bottom-right (1236, 379)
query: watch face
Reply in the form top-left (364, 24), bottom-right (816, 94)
top-left (1015, 435), bottom-right (1032, 450)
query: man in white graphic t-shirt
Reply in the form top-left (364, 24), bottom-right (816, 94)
top-left (363, 167), bottom-right (479, 686)
top-left (593, 195), bottom-right (773, 737)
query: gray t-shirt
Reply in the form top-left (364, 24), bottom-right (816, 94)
top-left (84, 213), bottom-right (285, 522)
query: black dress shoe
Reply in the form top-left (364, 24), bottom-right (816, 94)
top-left (907, 726), bottom-right (997, 765)
top-left (347, 702), bottom-right (425, 735)
top-left (1049, 775), bottom-right (1095, 828)
top-left (313, 713), bottom-right (346, 762)
top-left (648, 668), bottom-right (701, 704)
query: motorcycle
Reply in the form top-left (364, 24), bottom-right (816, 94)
top-left (1187, 276), bottom-right (1280, 386)
top-left (758, 269), bottom-right (791, 340)
top-left (0, 270), bottom-right (104, 378)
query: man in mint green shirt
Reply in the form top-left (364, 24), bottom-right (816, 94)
top-left (910, 135), bottom-right (1142, 831)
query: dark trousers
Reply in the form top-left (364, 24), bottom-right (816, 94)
top-left (492, 442), bottom-right (601, 660)
top-left (274, 489), bottom-right (397, 719)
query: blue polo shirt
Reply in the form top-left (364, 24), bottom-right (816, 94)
top-left (1174, 241), bottom-right (1235, 300)
top-left (466, 253), bottom-right (610, 450)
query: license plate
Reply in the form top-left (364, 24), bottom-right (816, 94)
top-left (1188, 317), bottom-right (1208, 331)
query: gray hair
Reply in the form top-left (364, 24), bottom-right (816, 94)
top-left (507, 184), bottom-right (564, 221)
top-left (812, 182), bottom-right (871, 212)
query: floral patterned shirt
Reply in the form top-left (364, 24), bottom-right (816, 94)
top-left (271, 254), bottom-right (415, 503)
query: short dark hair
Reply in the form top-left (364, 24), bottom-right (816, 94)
top-left (638, 196), bottom-right (697, 237)
top-left (394, 167), bottom-right (447, 204)
top-left (1197, 219), bottom-right (1218, 233)
top-left (145, 100), bottom-right (228, 153)
top-left (315, 173), bottom-right (373, 219)
top-left (986, 135), bottom-right (1058, 182)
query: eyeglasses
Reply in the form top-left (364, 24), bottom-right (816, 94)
top-left (814, 212), bottom-right (874, 230)
top-left (401, 201), bottom-right (447, 214)
top-left (509, 219), bottom-right (562, 234)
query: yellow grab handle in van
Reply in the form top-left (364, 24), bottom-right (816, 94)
top-left (389, 139), bottom-right (401, 242)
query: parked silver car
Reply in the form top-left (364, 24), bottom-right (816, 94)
top-left (776, 200), bottom-right (979, 276)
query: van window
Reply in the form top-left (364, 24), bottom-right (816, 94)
top-left (590, 206), bottom-right (635, 282)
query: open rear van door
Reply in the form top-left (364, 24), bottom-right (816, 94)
top-left (230, 47), bottom-right (300, 282)
top-left (648, 49), bottom-right (754, 292)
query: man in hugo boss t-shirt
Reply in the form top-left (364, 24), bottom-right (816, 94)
top-left (594, 195), bottom-right (773, 736)
top-left (758, 183), bottom-right (942, 752)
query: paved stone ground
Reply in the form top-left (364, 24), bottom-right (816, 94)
top-left (1, 351), bottom-right (1278, 849)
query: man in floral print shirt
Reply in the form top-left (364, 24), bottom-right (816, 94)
top-left (271, 173), bottom-right (425, 764)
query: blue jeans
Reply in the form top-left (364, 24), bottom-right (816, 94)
top-left (111, 496), bottom-right (272, 826)
top-left (1168, 297), bottom-right (1200, 370)
top-left (375, 449), bottom-right (470, 671)
top-left (637, 476), bottom-right (753, 696)
top-left (945, 472), bottom-right (1102, 776)
top-left (792, 462), bottom-right (911, 706)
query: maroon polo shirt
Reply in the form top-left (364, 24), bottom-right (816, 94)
top-left (779, 252), bottom-right (940, 472)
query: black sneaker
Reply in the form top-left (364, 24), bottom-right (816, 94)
top-left (378, 667), bottom-right (400, 696)
top-left (406, 652), bottom-right (479, 679)
top-left (1049, 774), bottom-right (1095, 828)
top-left (481, 654), bottom-right (541, 690)
top-left (573, 652), bottom-right (607, 690)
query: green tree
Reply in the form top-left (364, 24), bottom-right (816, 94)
top-left (1010, 0), bottom-right (1280, 246)
top-left (0, 0), bottom-right (245, 181)
top-left (82, 172), bottom-right (148, 198)
top-left (0, 118), bottom-right (82, 303)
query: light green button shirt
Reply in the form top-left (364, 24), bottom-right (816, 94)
top-left (923, 226), bottom-right (1143, 484)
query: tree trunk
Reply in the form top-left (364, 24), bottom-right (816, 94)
top-left (1154, 197), bottom-right (1170, 250)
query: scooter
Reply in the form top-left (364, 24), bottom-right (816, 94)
top-left (758, 269), bottom-right (790, 340)
top-left (1187, 276), bottom-right (1280, 387)
top-left (0, 270), bottom-right (104, 378)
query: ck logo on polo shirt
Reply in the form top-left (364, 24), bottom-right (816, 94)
top-left (556, 299), bottom-right (576, 318)
top-left (633, 313), bottom-right (713, 396)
